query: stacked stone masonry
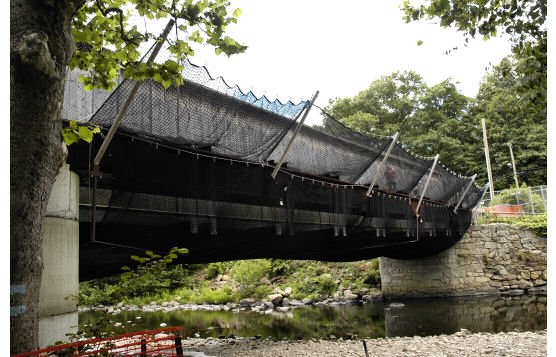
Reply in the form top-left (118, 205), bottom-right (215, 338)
top-left (379, 224), bottom-right (547, 298)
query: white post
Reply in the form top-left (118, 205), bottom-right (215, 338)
top-left (416, 154), bottom-right (439, 217)
top-left (507, 142), bottom-right (519, 188)
top-left (529, 186), bottom-right (535, 214)
top-left (453, 174), bottom-right (477, 213)
top-left (366, 132), bottom-right (400, 196)
top-left (271, 91), bottom-right (319, 179)
top-left (482, 118), bottom-right (495, 200)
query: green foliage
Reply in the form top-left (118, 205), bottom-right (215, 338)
top-left (482, 213), bottom-right (547, 237)
top-left (62, 120), bottom-right (101, 146)
top-left (401, 0), bottom-right (546, 158)
top-left (230, 259), bottom-right (271, 287)
top-left (79, 247), bottom-right (189, 305)
top-left (186, 284), bottom-right (234, 304)
top-left (291, 274), bottom-right (337, 300)
top-left (70, 0), bottom-right (247, 92)
top-left (269, 259), bottom-right (295, 278)
top-left (489, 183), bottom-right (545, 213)
top-left (326, 56), bottom-right (546, 188)
top-left (205, 262), bottom-right (230, 280)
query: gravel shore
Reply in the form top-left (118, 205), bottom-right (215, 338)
top-left (179, 330), bottom-right (547, 357)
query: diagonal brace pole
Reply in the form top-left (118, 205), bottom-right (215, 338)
top-left (365, 132), bottom-right (400, 196)
top-left (91, 19), bottom-right (174, 242)
top-left (271, 90), bottom-right (319, 179)
top-left (93, 19), bottom-right (175, 167)
top-left (453, 174), bottom-right (477, 213)
top-left (415, 154), bottom-right (439, 217)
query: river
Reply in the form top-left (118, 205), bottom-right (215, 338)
top-left (79, 293), bottom-right (546, 340)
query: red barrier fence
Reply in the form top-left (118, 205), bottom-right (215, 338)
top-left (12, 327), bottom-right (185, 357)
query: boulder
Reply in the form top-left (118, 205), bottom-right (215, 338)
top-left (240, 298), bottom-right (256, 307)
top-left (268, 294), bottom-right (283, 304)
top-left (302, 298), bottom-right (313, 305)
top-left (289, 299), bottom-right (303, 306)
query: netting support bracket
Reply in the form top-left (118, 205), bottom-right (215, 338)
top-left (453, 174), bottom-right (477, 213)
top-left (365, 132), bottom-right (399, 196)
top-left (415, 154), bottom-right (439, 217)
top-left (271, 90), bottom-right (319, 179)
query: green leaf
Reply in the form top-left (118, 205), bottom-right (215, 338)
top-left (78, 126), bottom-right (94, 143)
top-left (177, 248), bottom-right (189, 254)
top-left (130, 255), bottom-right (141, 262)
top-left (161, 79), bottom-right (172, 89)
top-left (417, 40), bottom-right (424, 46)
top-left (168, 253), bottom-right (178, 259)
top-left (232, 8), bottom-right (242, 18)
top-left (121, 266), bottom-right (131, 271)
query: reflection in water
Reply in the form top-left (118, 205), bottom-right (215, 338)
top-left (384, 294), bottom-right (547, 337)
top-left (79, 294), bottom-right (546, 340)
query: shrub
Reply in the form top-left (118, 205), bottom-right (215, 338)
top-left (269, 259), bottom-right (294, 278)
top-left (205, 262), bottom-right (230, 280)
top-left (230, 259), bottom-right (271, 287)
top-left (484, 213), bottom-right (547, 237)
top-left (489, 184), bottom-right (546, 213)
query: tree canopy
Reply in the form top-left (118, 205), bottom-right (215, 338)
top-left (401, 0), bottom-right (546, 120)
top-left (326, 57), bottom-right (546, 190)
top-left (71, 0), bottom-right (247, 91)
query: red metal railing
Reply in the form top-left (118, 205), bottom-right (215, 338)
top-left (12, 327), bottom-right (185, 357)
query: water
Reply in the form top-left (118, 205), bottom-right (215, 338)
top-left (79, 293), bottom-right (546, 340)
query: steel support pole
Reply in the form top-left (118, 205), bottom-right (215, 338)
top-left (453, 174), bottom-right (477, 213)
top-left (271, 91), bottom-right (319, 179)
top-left (91, 19), bottom-right (174, 243)
top-left (366, 132), bottom-right (400, 196)
top-left (507, 142), bottom-right (519, 188)
top-left (93, 19), bottom-right (175, 167)
top-left (482, 118), bottom-right (495, 200)
top-left (416, 154), bottom-right (439, 217)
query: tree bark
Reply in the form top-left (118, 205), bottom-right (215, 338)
top-left (10, 0), bottom-right (81, 353)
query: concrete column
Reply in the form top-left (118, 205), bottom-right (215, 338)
top-left (39, 162), bottom-right (79, 348)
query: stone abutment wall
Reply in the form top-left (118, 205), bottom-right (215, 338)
top-left (379, 224), bottom-right (547, 298)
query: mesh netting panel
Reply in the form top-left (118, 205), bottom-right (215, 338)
top-left (62, 68), bottom-right (121, 123)
top-left (267, 112), bottom-right (390, 182)
top-left (89, 78), bottom-right (302, 162)
top-left (409, 164), bottom-right (470, 202)
top-left (178, 58), bottom-right (309, 118)
top-left (356, 144), bottom-right (433, 193)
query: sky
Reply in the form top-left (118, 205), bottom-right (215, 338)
top-left (149, 0), bottom-right (514, 126)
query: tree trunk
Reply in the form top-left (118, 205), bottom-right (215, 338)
top-left (10, 0), bottom-right (81, 353)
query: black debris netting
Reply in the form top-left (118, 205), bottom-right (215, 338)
top-left (62, 54), bottom-right (482, 279)
top-left (70, 134), bottom-right (472, 280)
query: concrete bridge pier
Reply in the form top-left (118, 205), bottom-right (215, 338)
top-left (39, 163), bottom-right (79, 348)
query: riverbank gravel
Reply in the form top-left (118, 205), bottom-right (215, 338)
top-left (179, 330), bottom-right (547, 357)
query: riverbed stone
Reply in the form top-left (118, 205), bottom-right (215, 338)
top-left (239, 298), bottom-right (256, 307)
top-left (268, 294), bottom-right (283, 304)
